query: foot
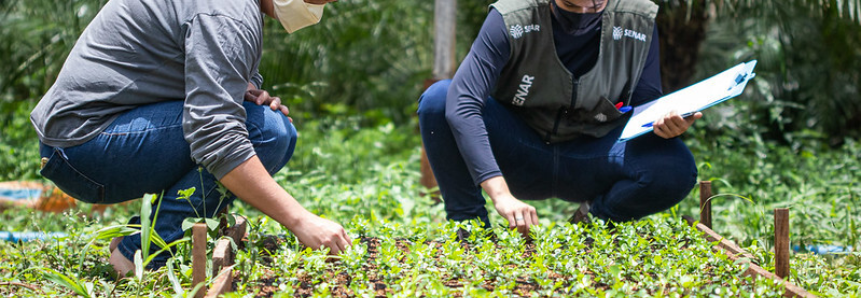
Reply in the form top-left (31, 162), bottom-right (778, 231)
top-left (110, 247), bottom-right (135, 277)
top-left (456, 228), bottom-right (471, 242)
top-left (568, 201), bottom-right (592, 225)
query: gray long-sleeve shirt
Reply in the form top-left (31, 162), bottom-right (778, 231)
top-left (30, 0), bottom-right (265, 179)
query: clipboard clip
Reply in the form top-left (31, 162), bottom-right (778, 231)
top-left (728, 71), bottom-right (756, 91)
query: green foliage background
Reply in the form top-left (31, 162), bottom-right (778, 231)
top-left (1, 0), bottom-right (860, 166)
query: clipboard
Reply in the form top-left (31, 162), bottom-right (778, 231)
top-left (618, 60), bottom-right (758, 142)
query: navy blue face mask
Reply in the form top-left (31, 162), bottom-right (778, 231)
top-left (551, 1), bottom-right (603, 36)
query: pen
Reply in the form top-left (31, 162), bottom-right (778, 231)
top-left (615, 102), bottom-right (632, 113)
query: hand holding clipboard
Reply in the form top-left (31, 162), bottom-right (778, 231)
top-left (618, 60), bottom-right (758, 142)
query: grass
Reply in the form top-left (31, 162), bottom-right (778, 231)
top-left (0, 116), bottom-right (859, 297)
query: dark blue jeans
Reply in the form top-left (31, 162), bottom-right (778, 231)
top-left (418, 80), bottom-right (697, 226)
top-left (39, 100), bottom-right (296, 267)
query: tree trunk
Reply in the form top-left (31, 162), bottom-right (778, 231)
top-left (656, 1), bottom-right (711, 93)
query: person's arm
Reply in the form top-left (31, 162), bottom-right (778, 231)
top-left (446, 9), bottom-right (538, 234)
top-left (632, 25), bottom-right (701, 138)
top-left (220, 156), bottom-right (350, 253)
top-left (481, 176), bottom-right (538, 235)
top-left (183, 14), bottom-right (348, 253)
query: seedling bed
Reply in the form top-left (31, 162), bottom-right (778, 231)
top-left (227, 216), bottom-right (791, 297)
top-left (241, 237), bottom-right (563, 297)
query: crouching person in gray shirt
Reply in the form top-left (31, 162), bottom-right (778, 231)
top-left (30, 0), bottom-right (349, 276)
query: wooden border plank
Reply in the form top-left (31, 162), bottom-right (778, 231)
top-left (221, 215), bottom-right (247, 249)
top-left (205, 267), bottom-right (234, 298)
top-left (212, 238), bottom-right (234, 278)
top-left (683, 216), bottom-right (815, 298)
top-left (683, 216), bottom-right (754, 259)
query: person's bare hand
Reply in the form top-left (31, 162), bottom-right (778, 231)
top-left (493, 194), bottom-right (539, 237)
top-left (653, 111), bottom-right (702, 139)
top-left (289, 212), bottom-right (351, 255)
top-left (245, 85), bottom-right (291, 120)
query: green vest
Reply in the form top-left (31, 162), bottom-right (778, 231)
top-left (490, 0), bottom-right (657, 143)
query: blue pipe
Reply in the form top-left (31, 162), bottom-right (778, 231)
top-left (793, 245), bottom-right (854, 255)
top-left (0, 231), bottom-right (67, 242)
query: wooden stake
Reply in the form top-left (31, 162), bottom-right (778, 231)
top-left (192, 223), bottom-right (207, 298)
top-left (699, 181), bottom-right (713, 229)
top-left (774, 208), bottom-right (790, 279)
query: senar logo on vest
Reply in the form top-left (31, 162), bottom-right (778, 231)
top-left (509, 24), bottom-right (540, 39)
top-left (512, 74), bottom-right (535, 106)
top-left (612, 26), bottom-right (646, 42)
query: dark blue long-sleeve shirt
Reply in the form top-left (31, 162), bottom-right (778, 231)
top-left (445, 8), bottom-right (663, 185)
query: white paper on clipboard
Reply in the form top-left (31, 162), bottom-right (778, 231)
top-left (618, 60), bottom-right (758, 142)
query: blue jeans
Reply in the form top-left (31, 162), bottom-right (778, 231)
top-left (39, 100), bottom-right (297, 268)
top-left (417, 80), bottom-right (697, 226)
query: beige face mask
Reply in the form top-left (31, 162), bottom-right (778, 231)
top-left (272, 0), bottom-right (326, 33)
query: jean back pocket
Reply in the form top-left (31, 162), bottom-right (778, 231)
top-left (39, 148), bottom-right (105, 204)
